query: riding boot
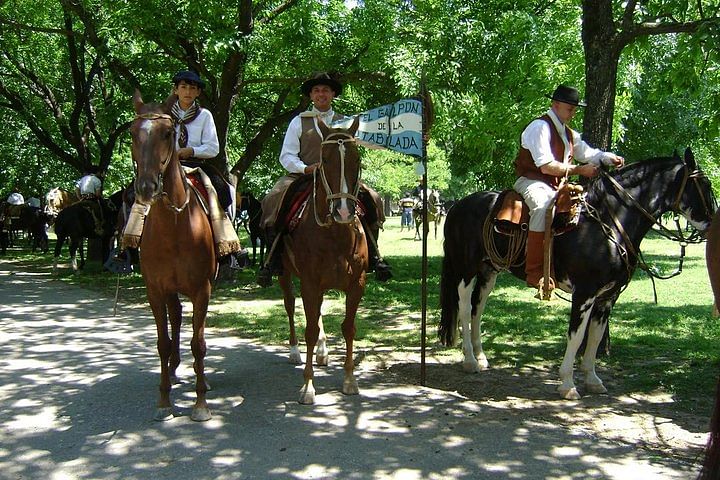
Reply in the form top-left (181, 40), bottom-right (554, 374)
top-left (525, 230), bottom-right (545, 288)
top-left (256, 229), bottom-right (283, 288)
top-left (363, 219), bottom-right (392, 282)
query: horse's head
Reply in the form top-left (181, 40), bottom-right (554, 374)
top-left (317, 116), bottom-right (361, 224)
top-left (674, 147), bottom-right (717, 234)
top-left (129, 90), bottom-right (177, 204)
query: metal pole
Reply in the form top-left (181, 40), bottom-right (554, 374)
top-left (419, 79), bottom-right (431, 387)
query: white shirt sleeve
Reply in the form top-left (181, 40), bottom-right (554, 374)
top-left (279, 116), bottom-right (307, 174)
top-left (571, 131), bottom-right (616, 166)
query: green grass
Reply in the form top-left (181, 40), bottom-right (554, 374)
top-left (5, 216), bottom-right (718, 415)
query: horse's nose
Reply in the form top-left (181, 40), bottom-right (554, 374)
top-left (135, 177), bottom-right (160, 204)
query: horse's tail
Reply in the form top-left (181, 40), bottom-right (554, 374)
top-left (439, 206), bottom-right (462, 347)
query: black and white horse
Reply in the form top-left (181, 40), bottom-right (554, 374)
top-left (439, 148), bottom-right (716, 399)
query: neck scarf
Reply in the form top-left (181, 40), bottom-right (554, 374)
top-left (171, 101), bottom-right (201, 148)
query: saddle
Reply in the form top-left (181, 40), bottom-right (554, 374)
top-left (491, 183), bottom-right (585, 236)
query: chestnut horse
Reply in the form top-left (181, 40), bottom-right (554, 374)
top-left (413, 189), bottom-right (444, 240)
top-left (700, 207), bottom-right (720, 479)
top-left (130, 91), bottom-right (216, 422)
top-left (440, 148), bottom-right (716, 400)
top-left (278, 117), bottom-right (368, 404)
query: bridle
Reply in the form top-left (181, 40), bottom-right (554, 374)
top-left (133, 113), bottom-right (190, 214)
top-left (582, 163), bottom-right (714, 300)
top-left (313, 131), bottom-right (361, 227)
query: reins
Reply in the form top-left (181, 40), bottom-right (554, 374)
top-left (134, 113), bottom-right (191, 215)
top-left (584, 165), bottom-right (710, 302)
top-left (312, 131), bottom-right (361, 227)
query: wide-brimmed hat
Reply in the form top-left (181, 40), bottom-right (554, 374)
top-left (545, 85), bottom-right (586, 107)
top-left (300, 72), bottom-right (343, 96)
top-left (172, 70), bottom-right (206, 89)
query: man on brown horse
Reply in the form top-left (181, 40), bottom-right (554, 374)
top-left (257, 72), bottom-right (392, 287)
top-left (513, 84), bottom-right (624, 288)
top-left (75, 166), bottom-right (106, 235)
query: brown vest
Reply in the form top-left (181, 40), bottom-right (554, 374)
top-left (514, 115), bottom-right (574, 189)
top-left (299, 113), bottom-right (344, 166)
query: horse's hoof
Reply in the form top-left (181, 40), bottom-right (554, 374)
top-left (204, 379), bottom-right (212, 392)
top-left (191, 407), bottom-right (212, 422)
top-left (558, 386), bottom-right (581, 400)
top-left (585, 382), bottom-right (607, 394)
top-left (476, 355), bottom-right (489, 370)
top-left (298, 384), bottom-right (316, 405)
top-left (153, 407), bottom-right (175, 421)
top-left (289, 348), bottom-right (303, 365)
top-left (342, 377), bottom-right (359, 396)
top-left (315, 354), bottom-right (329, 366)
top-left (462, 360), bottom-right (485, 373)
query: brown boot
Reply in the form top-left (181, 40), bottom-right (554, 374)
top-left (525, 231), bottom-right (545, 288)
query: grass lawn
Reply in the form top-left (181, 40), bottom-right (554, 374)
top-left (8, 213), bottom-right (719, 416)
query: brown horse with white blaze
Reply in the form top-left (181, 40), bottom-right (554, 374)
top-left (277, 116), bottom-right (368, 405)
top-left (130, 91), bottom-right (216, 422)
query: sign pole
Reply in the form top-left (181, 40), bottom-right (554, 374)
top-left (419, 78), bottom-right (433, 387)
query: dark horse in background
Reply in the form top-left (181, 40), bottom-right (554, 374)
top-left (439, 148), bottom-right (716, 400)
top-left (0, 203), bottom-right (49, 254)
top-left (52, 192), bottom-right (122, 273)
top-left (131, 91), bottom-right (216, 422)
top-left (700, 207), bottom-right (720, 479)
top-left (236, 191), bottom-right (265, 266)
top-left (277, 117), bottom-right (368, 404)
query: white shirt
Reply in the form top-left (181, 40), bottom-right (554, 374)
top-left (76, 174), bottom-right (102, 196)
top-left (7, 192), bottom-right (24, 205)
top-left (174, 107), bottom-right (220, 159)
top-left (521, 108), bottom-right (616, 168)
top-left (279, 107), bottom-right (340, 174)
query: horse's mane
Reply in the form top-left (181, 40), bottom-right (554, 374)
top-left (584, 155), bottom-right (680, 200)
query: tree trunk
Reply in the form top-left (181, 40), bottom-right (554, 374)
top-left (581, 0), bottom-right (622, 150)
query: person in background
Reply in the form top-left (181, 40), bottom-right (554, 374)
top-left (398, 191), bottom-right (416, 231)
top-left (513, 84), bottom-right (624, 289)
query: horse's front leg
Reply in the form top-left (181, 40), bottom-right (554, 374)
top-left (189, 288), bottom-right (211, 421)
top-left (299, 287), bottom-right (323, 404)
top-left (167, 295), bottom-right (183, 385)
top-left (580, 296), bottom-right (616, 395)
top-left (341, 284), bottom-right (363, 396)
top-left (69, 238), bottom-right (79, 272)
top-left (315, 314), bottom-right (329, 366)
top-left (279, 273), bottom-right (302, 364)
top-left (558, 294), bottom-right (595, 400)
top-left (148, 295), bottom-right (173, 421)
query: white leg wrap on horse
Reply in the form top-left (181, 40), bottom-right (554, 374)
top-left (458, 278), bottom-right (485, 373)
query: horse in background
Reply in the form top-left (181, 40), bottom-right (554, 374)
top-left (0, 202), bottom-right (49, 253)
top-left (52, 195), bottom-right (119, 273)
top-left (131, 91), bottom-right (216, 422)
top-left (700, 207), bottom-right (720, 479)
top-left (439, 149), bottom-right (715, 400)
top-left (45, 187), bottom-right (76, 222)
top-left (277, 117), bottom-right (368, 404)
top-left (413, 188), bottom-right (445, 240)
top-left (236, 191), bottom-right (265, 266)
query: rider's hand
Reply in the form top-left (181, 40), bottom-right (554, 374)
top-left (576, 163), bottom-right (599, 178)
top-left (304, 164), bottom-right (318, 174)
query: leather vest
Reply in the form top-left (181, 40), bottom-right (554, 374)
top-left (514, 115), bottom-right (574, 189)
top-left (299, 113), bottom-right (343, 166)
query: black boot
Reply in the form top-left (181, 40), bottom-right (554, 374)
top-left (370, 256), bottom-right (393, 282)
top-left (256, 230), bottom-right (283, 287)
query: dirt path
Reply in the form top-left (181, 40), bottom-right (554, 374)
top-left (0, 259), bottom-right (707, 479)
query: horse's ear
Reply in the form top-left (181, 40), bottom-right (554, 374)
top-left (318, 117), bottom-right (330, 138)
top-left (162, 94), bottom-right (177, 114)
top-left (348, 115), bottom-right (361, 136)
top-left (684, 147), bottom-right (697, 171)
top-left (133, 89), bottom-right (144, 114)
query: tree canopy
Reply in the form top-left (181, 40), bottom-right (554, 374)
top-left (1, 0), bottom-right (718, 200)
